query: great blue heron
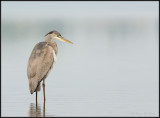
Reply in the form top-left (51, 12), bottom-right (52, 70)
top-left (27, 30), bottom-right (72, 103)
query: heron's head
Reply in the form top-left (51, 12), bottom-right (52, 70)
top-left (45, 30), bottom-right (73, 44)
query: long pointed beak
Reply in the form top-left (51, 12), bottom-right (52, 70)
top-left (55, 36), bottom-right (73, 44)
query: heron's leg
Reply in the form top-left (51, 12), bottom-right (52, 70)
top-left (36, 91), bottom-right (38, 107)
top-left (43, 100), bottom-right (45, 117)
top-left (43, 80), bottom-right (46, 102)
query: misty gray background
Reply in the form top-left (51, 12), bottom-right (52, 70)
top-left (1, 1), bottom-right (159, 117)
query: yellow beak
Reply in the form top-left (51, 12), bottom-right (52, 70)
top-left (56, 36), bottom-right (73, 44)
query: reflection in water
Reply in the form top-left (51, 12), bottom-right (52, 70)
top-left (29, 102), bottom-right (45, 117)
top-left (29, 102), bottom-right (55, 117)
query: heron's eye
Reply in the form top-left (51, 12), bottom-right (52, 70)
top-left (57, 34), bottom-right (61, 37)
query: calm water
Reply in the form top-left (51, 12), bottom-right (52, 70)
top-left (1, 2), bottom-right (159, 117)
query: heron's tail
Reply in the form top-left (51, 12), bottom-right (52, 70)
top-left (36, 84), bottom-right (41, 92)
top-left (29, 77), bottom-right (41, 94)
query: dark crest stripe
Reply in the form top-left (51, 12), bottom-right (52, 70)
top-left (45, 30), bottom-right (61, 36)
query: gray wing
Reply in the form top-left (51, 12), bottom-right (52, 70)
top-left (27, 42), bottom-right (55, 94)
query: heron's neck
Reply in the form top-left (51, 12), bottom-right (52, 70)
top-left (45, 35), bottom-right (52, 42)
top-left (45, 36), bottom-right (56, 45)
top-left (45, 36), bottom-right (58, 55)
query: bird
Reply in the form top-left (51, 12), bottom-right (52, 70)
top-left (27, 30), bottom-right (72, 104)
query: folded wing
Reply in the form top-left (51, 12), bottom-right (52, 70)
top-left (27, 42), bottom-right (55, 94)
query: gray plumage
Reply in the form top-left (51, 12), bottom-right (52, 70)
top-left (27, 30), bottom-right (72, 103)
top-left (27, 41), bottom-right (57, 94)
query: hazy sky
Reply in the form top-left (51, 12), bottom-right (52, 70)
top-left (2, 1), bottom-right (158, 20)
